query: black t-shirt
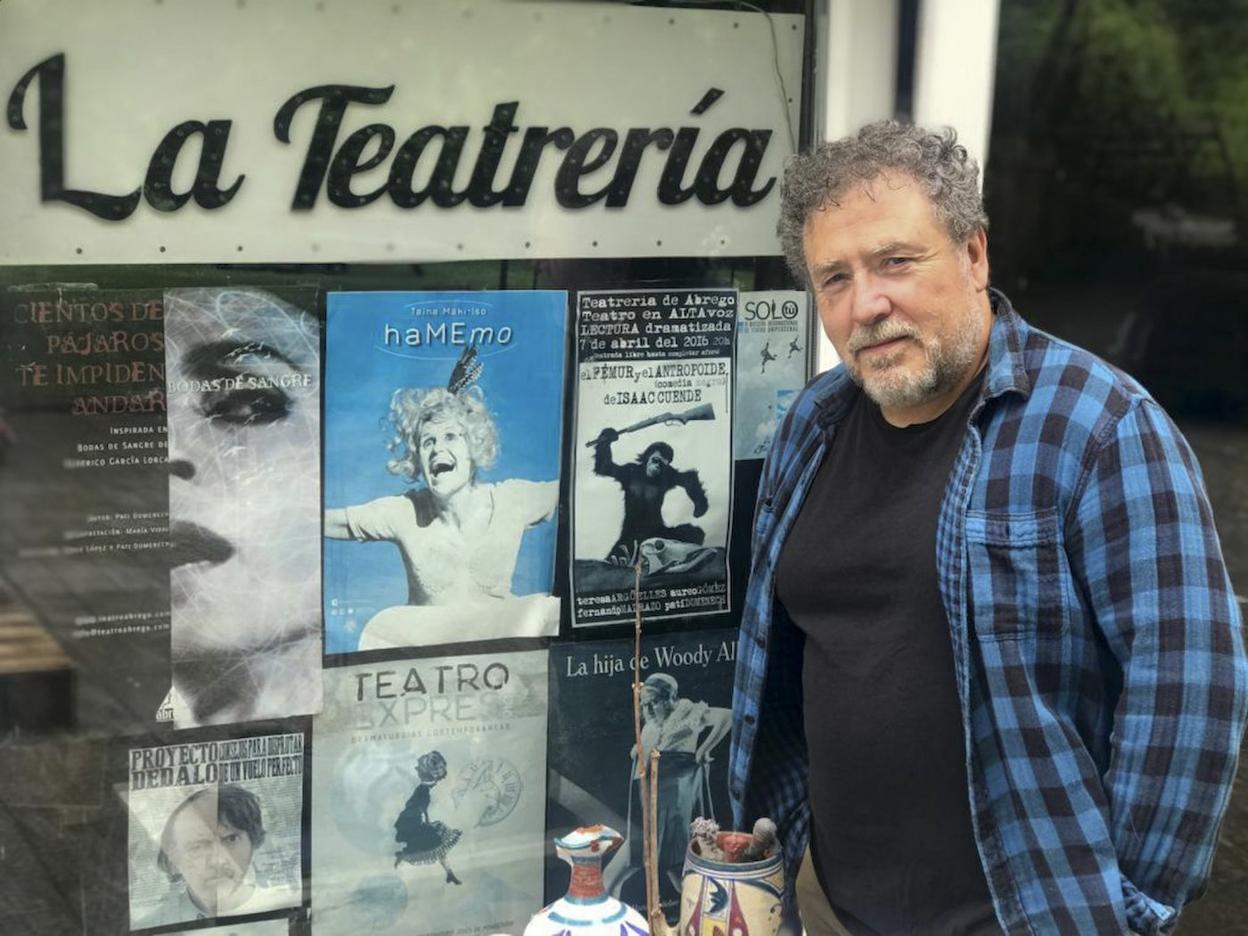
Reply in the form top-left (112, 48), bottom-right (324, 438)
top-left (776, 374), bottom-right (999, 936)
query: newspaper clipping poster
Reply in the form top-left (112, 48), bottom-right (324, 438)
top-left (323, 291), bottom-right (568, 655)
top-left (734, 290), bottom-right (812, 460)
top-left (312, 649), bottom-right (548, 936)
top-left (0, 286), bottom-right (171, 731)
top-left (163, 288), bottom-right (322, 728)
top-left (571, 288), bottom-right (736, 627)
top-left (126, 732), bottom-right (306, 930)
top-left (546, 629), bottom-right (737, 921)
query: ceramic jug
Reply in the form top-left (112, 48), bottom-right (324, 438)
top-left (677, 831), bottom-right (785, 936)
top-left (525, 825), bottom-right (650, 936)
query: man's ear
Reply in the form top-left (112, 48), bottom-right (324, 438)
top-left (965, 228), bottom-right (990, 291)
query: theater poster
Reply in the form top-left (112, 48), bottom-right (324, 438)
top-left (570, 288), bottom-right (735, 627)
top-left (311, 649), bottom-right (548, 936)
top-left (163, 287), bottom-right (322, 728)
top-left (0, 286), bottom-right (171, 731)
top-left (323, 290), bottom-right (568, 655)
top-left (734, 290), bottom-right (812, 460)
top-left (126, 731), bottom-right (306, 931)
top-left (546, 629), bottom-right (737, 921)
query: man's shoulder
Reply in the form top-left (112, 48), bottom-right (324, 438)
top-left (1004, 310), bottom-right (1156, 431)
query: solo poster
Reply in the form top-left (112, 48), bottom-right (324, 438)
top-left (734, 290), bottom-right (812, 460)
top-left (311, 649), bottom-right (548, 935)
top-left (163, 287), bottom-right (323, 728)
top-left (571, 288), bottom-right (736, 627)
top-left (323, 291), bottom-right (567, 654)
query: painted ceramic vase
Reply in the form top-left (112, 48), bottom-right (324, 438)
top-left (525, 825), bottom-right (650, 936)
top-left (678, 832), bottom-right (785, 936)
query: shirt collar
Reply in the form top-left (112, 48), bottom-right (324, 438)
top-left (983, 287), bottom-right (1031, 404)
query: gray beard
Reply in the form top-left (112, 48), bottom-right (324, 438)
top-left (850, 306), bottom-right (984, 412)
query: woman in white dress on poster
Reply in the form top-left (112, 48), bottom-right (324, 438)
top-left (325, 350), bottom-right (558, 648)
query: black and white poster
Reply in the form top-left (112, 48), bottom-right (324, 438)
top-left (570, 288), bottom-right (736, 627)
top-left (734, 290), bottom-right (812, 460)
top-left (311, 650), bottom-right (548, 936)
top-left (546, 629), bottom-right (737, 920)
top-left (0, 287), bottom-right (171, 731)
top-left (126, 732), bottom-right (306, 931)
top-left (162, 288), bottom-right (322, 728)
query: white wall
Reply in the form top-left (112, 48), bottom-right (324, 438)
top-left (810, 0), bottom-right (1002, 375)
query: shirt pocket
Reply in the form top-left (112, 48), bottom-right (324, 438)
top-left (964, 507), bottom-right (1071, 640)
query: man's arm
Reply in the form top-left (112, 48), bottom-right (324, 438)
top-left (1067, 398), bottom-right (1248, 932)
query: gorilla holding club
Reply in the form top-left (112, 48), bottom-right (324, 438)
top-left (592, 428), bottom-right (709, 565)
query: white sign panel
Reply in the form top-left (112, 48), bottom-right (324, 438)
top-left (0, 0), bottom-right (803, 265)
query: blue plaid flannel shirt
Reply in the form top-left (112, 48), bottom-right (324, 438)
top-left (729, 291), bottom-right (1247, 935)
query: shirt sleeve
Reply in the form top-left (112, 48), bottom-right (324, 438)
top-left (343, 495), bottom-right (410, 542)
top-left (1066, 398), bottom-right (1248, 934)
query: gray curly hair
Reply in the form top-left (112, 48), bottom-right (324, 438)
top-left (385, 385), bottom-right (499, 484)
top-left (776, 120), bottom-right (989, 285)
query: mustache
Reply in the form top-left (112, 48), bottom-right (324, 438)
top-left (846, 320), bottom-right (918, 354)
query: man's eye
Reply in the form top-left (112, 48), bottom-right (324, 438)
top-left (884, 256), bottom-right (912, 268)
top-left (201, 389), bottom-right (290, 425)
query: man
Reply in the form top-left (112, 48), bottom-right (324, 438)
top-left (140, 784), bottom-right (298, 926)
top-left (728, 120), bottom-right (1247, 935)
top-left (593, 429), bottom-right (709, 563)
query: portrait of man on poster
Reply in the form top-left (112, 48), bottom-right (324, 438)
top-left (730, 120), bottom-right (1247, 936)
top-left (139, 784), bottom-right (299, 928)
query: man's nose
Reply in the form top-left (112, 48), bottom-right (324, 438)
top-left (848, 273), bottom-right (891, 326)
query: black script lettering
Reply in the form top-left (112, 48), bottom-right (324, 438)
top-left (694, 128), bottom-right (774, 206)
top-left (274, 83), bottom-right (396, 210)
top-left (502, 126), bottom-right (575, 207)
top-left (606, 128), bottom-right (674, 207)
top-left (386, 125), bottom-right (469, 208)
top-left (6, 54), bottom-right (141, 220)
top-left (555, 128), bottom-right (618, 208)
top-left (144, 120), bottom-right (245, 211)
top-left (467, 102), bottom-right (520, 207)
top-left (328, 123), bottom-right (395, 208)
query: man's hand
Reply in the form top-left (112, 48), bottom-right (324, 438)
top-left (599, 427), bottom-right (619, 444)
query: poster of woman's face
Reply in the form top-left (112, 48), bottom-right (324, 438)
top-left (164, 288), bottom-right (322, 726)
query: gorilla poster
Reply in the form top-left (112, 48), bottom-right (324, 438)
top-left (570, 288), bottom-right (736, 627)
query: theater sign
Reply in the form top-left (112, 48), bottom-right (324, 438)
top-left (0, 0), bottom-right (804, 264)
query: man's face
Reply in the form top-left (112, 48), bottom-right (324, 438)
top-left (166, 802), bottom-right (254, 916)
top-left (645, 450), bottom-right (669, 479)
top-left (419, 415), bottom-right (473, 500)
top-left (802, 172), bottom-right (991, 424)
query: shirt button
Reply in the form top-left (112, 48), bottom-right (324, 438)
top-left (743, 714), bottom-right (756, 725)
